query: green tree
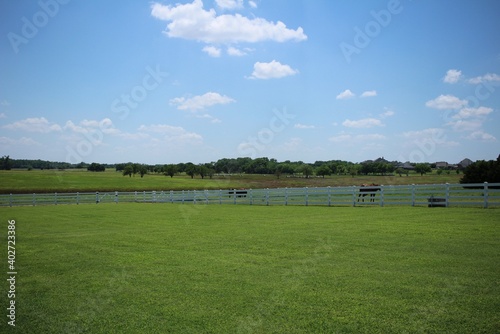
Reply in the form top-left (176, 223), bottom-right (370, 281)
top-left (0, 155), bottom-right (12, 170)
top-left (185, 164), bottom-right (198, 179)
top-left (164, 164), bottom-right (178, 178)
top-left (300, 164), bottom-right (314, 178)
top-left (316, 165), bottom-right (331, 178)
top-left (460, 156), bottom-right (500, 184)
top-left (414, 163), bottom-right (432, 176)
top-left (123, 164), bottom-right (133, 177)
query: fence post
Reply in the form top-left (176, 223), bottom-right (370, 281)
top-left (328, 186), bottom-right (331, 206)
top-left (380, 185), bottom-right (384, 207)
top-left (352, 186), bottom-right (356, 207)
top-left (233, 189), bottom-right (236, 205)
top-left (76, 192), bottom-right (79, 205)
top-left (219, 189), bottom-right (222, 205)
top-left (193, 190), bottom-right (196, 204)
top-left (484, 182), bottom-right (489, 209)
top-left (411, 184), bottom-right (415, 206)
top-left (153, 190), bottom-right (157, 203)
top-left (96, 192), bottom-right (99, 204)
top-left (445, 183), bottom-right (450, 207)
top-left (305, 187), bottom-right (309, 206)
top-left (33, 193), bottom-right (36, 206)
top-left (249, 189), bottom-right (253, 205)
top-left (115, 191), bottom-right (118, 204)
top-left (55, 192), bottom-right (58, 205)
top-left (170, 190), bottom-right (173, 203)
top-left (134, 191), bottom-right (137, 202)
top-left (285, 188), bottom-right (288, 206)
top-left (266, 188), bottom-right (269, 206)
top-left (9, 193), bottom-right (12, 207)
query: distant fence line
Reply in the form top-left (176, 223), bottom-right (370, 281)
top-left (1, 183), bottom-right (499, 208)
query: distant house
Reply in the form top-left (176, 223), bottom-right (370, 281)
top-left (398, 161), bottom-right (415, 170)
top-left (436, 161), bottom-right (448, 169)
top-left (458, 158), bottom-right (473, 169)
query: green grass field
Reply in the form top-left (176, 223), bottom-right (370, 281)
top-left (0, 169), bottom-right (463, 194)
top-left (1, 204), bottom-right (499, 333)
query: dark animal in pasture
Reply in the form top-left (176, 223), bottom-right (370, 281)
top-left (358, 184), bottom-right (381, 202)
top-left (228, 189), bottom-right (247, 198)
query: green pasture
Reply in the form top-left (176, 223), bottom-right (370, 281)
top-left (1, 204), bottom-right (499, 333)
top-left (0, 169), bottom-right (462, 194)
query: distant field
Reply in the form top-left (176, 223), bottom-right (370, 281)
top-left (1, 204), bottom-right (498, 333)
top-left (0, 169), bottom-right (462, 194)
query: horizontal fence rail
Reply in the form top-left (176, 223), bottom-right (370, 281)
top-left (1, 183), bottom-right (499, 208)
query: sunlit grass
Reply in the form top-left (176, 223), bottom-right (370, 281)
top-left (2, 204), bottom-right (498, 333)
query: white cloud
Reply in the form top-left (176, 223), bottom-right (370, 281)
top-left (360, 90), bottom-right (377, 98)
top-left (216, 0), bottom-right (243, 10)
top-left (0, 136), bottom-right (41, 147)
top-left (0, 100), bottom-right (9, 107)
top-left (248, 60), bottom-right (298, 79)
top-left (467, 73), bottom-right (500, 84)
top-left (336, 89), bottom-right (355, 100)
top-left (329, 133), bottom-right (385, 143)
top-left (402, 128), bottom-right (444, 139)
top-left (3, 117), bottom-right (62, 133)
top-left (248, 1), bottom-right (257, 8)
top-left (425, 94), bottom-right (468, 110)
top-left (227, 46), bottom-right (246, 56)
top-left (447, 119), bottom-right (483, 132)
top-left (138, 124), bottom-right (203, 143)
top-left (0, 113), bottom-right (6, 119)
top-left (379, 109), bottom-right (394, 118)
top-left (342, 118), bottom-right (383, 128)
top-left (202, 45), bottom-right (221, 57)
top-left (466, 130), bottom-right (497, 142)
top-left (453, 106), bottom-right (493, 119)
top-left (170, 92), bottom-right (235, 111)
top-left (294, 123), bottom-right (315, 129)
top-left (151, 0), bottom-right (307, 44)
top-left (443, 69), bottom-right (462, 83)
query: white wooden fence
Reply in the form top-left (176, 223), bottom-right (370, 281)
top-left (1, 183), bottom-right (499, 208)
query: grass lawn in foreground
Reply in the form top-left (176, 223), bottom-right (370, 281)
top-left (1, 204), bottom-right (499, 333)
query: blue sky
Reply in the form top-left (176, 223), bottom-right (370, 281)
top-left (1, 0), bottom-right (499, 165)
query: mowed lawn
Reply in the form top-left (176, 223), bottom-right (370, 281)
top-left (1, 204), bottom-right (499, 333)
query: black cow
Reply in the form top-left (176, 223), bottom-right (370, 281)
top-left (358, 184), bottom-right (381, 202)
top-left (228, 189), bottom-right (247, 198)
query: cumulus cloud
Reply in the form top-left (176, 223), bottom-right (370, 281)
top-left (342, 118), bottom-right (383, 128)
top-left (329, 133), bottom-right (385, 143)
top-left (202, 45), bottom-right (221, 57)
top-left (170, 92), bottom-right (235, 111)
top-left (360, 90), bottom-right (377, 98)
top-left (443, 69), bottom-right (462, 83)
top-left (151, 0), bottom-right (307, 44)
top-left (227, 46), bottom-right (247, 56)
top-left (138, 124), bottom-right (203, 143)
top-left (466, 130), bottom-right (496, 142)
top-left (248, 1), bottom-right (257, 8)
top-left (425, 94), bottom-right (468, 110)
top-left (336, 89), bottom-right (355, 100)
top-left (3, 117), bottom-right (62, 133)
top-left (467, 73), bottom-right (500, 84)
top-left (248, 60), bottom-right (298, 79)
top-left (453, 106), bottom-right (493, 119)
top-left (215, 0), bottom-right (243, 10)
top-left (294, 123), bottom-right (315, 129)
